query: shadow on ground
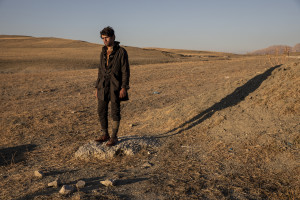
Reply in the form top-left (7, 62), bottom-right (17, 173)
top-left (0, 144), bottom-right (37, 166)
top-left (156, 64), bottom-right (281, 138)
top-left (116, 177), bottom-right (149, 186)
top-left (105, 65), bottom-right (281, 145)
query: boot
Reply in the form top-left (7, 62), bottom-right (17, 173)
top-left (106, 121), bottom-right (119, 146)
top-left (95, 129), bottom-right (110, 143)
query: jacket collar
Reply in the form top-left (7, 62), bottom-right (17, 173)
top-left (103, 41), bottom-right (120, 52)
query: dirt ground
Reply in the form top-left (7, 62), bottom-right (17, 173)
top-left (0, 37), bottom-right (299, 199)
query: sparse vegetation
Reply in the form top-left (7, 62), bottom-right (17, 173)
top-left (0, 36), bottom-right (299, 199)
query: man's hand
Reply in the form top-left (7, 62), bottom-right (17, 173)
top-left (119, 88), bottom-right (127, 99)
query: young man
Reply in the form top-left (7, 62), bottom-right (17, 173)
top-left (95, 26), bottom-right (130, 146)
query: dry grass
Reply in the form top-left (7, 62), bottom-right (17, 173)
top-left (0, 35), bottom-right (239, 73)
top-left (0, 36), bottom-right (299, 199)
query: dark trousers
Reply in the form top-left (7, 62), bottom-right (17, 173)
top-left (97, 99), bottom-right (121, 129)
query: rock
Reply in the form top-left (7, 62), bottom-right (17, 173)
top-left (91, 189), bottom-right (100, 194)
top-left (34, 170), bottom-right (44, 178)
top-left (75, 136), bottom-right (160, 160)
top-left (142, 161), bottom-right (153, 168)
top-left (76, 180), bottom-right (86, 189)
top-left (72, 192), bottom-right (85, 200)
top-left (59, 185), bottom-right (74, 195)
top-left (129, 123), bottom-right (138, 127)
top-left (48, 178), bottom-right (61, 188)
top-left (100, 179), bottom-right (116, 187)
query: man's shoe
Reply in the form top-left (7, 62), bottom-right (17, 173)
top-left (95, 135), bottom-right (110, 143)
top-left (106, 137), bottom-right (118, 147)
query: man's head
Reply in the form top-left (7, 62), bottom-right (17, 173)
top-left (100, 26), bottom-right (115, 47)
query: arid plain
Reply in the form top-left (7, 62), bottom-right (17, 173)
top-left (0, 36), bottom-right (299, 199)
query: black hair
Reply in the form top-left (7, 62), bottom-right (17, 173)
top-left (100, 26), bottom-right (115, 37)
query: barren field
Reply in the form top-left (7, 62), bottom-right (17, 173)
top-left (0, 36), bottom-right (299, 199)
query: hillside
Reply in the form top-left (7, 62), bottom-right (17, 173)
top-left (250, 43), bottom-right (300, 55)
top-left (0, 35), bottom-right (299, 199)
top-left (0, 35), bottom-right (238, 73)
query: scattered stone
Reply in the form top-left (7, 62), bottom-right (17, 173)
top-left (59, 185), bottom-right (74, 195)
top-left (75, 136), bottom-right (160, 160)
top-left (34, 170), bottom-right (44, 178)
top-left (48, 178), bottom-right (61, 188)
top-left (142, 161), bottom-right (153, 168)
top-left (100, 179), bottom-right (116, 187)
top-left (71, 111), bottom-right (76, 114)
top-left (72, 192), bottom-right (85, 200)
top-left (91, 189), bottom-right (100, 195)
top-left (153, 91), bottom-right (160, 94)
top-left (76, 180), bottom-right (86, 189)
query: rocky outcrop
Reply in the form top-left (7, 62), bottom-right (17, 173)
top-left (75, 136), bottom-right (159, 160)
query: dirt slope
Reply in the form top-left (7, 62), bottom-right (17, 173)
top-left (0, 35), bottom-right (236, 73)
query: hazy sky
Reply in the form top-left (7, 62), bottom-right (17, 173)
top-left (0, 0), bottom-right (299, 53)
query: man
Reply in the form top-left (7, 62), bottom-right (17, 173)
top-left (95, 26), bottom-right (130, 146)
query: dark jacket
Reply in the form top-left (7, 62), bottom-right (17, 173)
top-left (95, 41), bottom-right (130, 102)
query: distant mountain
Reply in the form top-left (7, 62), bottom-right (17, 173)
top-left (292, 43), bottom-right (300, 52)
top-left (250, 44), bottom-right (300, 55)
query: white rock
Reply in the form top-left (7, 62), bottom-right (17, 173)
top-left (59, 185), bottom-right (74, 195)
top-left (75, 136), bottom-right (159, 160)
top-left (76, 180), bottom-right (86, 189)
top-left (72, 192), bottom-right (84, 200)
top-left (100, 179), bottom-right (115, 187)
top-left (48, 178), bottom-right (60, 188)
top-left (34, 170), bottom-right (44, 178)
top-left (91, 189), bottom-right (100, 194)
top-left (142, 162), bottom-right (153, 168)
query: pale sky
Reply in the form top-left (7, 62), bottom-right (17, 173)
top-left (0, 0), bottom-right (299, 53)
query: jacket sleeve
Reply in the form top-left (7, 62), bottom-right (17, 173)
top-left (121, 49), bottom-right (130, 89)
top-left (95, 51), bottom-right (103, 88)
top-left (95, 67), bottom-right (100, 88)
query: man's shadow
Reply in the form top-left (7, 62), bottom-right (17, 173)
top-left (155, 64), bottom-right (281, 138)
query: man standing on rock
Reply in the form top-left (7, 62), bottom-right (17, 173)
top-left (95, 26), bottom-right (130, 146)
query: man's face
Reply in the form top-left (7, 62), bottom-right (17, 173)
top-left (101, 35), bottom-right (115, 47)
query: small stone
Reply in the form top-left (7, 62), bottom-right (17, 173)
top-left (72, 192), bottom-right (85, 200)
top-left (71, 111), bottom-right (76, 114)
top-left (142, 162), bottom-right (153, 168)
top-left (48, 178), bottom-right (61, 188)
top-left (76, 180), bottom-right (86, 189)
top-left (91, 189), bottom-right (100, 194)
top-left (34, 170), bottom-right (44, 178)
top-left (100, 179), bottom-right (115, 187)
top-left (59, 185), bottom-right (74, 195)
top-left (129, 123), bottom-right (138, 127)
